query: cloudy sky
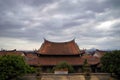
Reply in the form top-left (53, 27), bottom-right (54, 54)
top-left (0, 0), bottom-right (120, 50)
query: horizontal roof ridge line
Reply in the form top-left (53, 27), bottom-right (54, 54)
top-left (44, 38), bottom-right (75, 43)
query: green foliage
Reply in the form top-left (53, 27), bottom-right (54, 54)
top-left (53, 61), bottom-right (74, 73)
top-left (46, 68), bottom-right (52, 73)
top-left (83, 59), bottom-right (91, 76)
top-left (83, 59), bottom-right (89, 66)
top-left (101, 50), bottom-right (120, 76)
top-left (0, 55), bottom-right (36, 80)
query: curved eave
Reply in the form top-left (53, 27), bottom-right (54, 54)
top-left (37, 52), bottom-right (81, 56)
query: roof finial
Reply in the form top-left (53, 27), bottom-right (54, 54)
top-left (43, 37), bottom-right (47, 42)
top-left (72, 37), bottom-right (76, 42)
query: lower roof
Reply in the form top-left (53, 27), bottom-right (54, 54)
top-left (25, 54), bottom-right (100, 66)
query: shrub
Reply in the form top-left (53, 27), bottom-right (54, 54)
top-left (0, 55), bottom-right (36, 80)
top-left (53, 61), bottom-right (74, 73)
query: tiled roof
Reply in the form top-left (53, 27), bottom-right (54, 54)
top-left (81, 55), bottom-right (100, 65)
top-left (25, 53), bottom-right (100, 66)
top-left (93, 49), bottom-right (106, 58)
top-left (37, 39), bottom-right (81, 55)
top-left (0, 50), bottom-right (100, 66)
top-left (38, 57), bottom-right (84, 66)
top-left (0, 51), bottom-right (24, 56)
top-left (25, 53), bottom-right (39, 66)
top-left (25, 53), bottom-right (40, 66)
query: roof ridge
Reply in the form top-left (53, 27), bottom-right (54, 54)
top-left (44, 38), bottom-right (75, 44)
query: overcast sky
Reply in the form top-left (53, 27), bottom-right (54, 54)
top-left (0, 0), bottom-right (120, 50)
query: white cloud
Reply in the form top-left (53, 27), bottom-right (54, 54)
top-left (96, 21), bottom-right (114, 30)
top-left (0, 37), bottom-right (41, 50)
top-left (96, 19), bottom-right (120, 31)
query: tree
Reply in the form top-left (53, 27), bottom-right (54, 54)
top-left (53, 61), bottom-right (74, 73)
top-left (101, 50), bottom-right (120, 76)
top-left (83, 59), bottom-right (91, 76)
top-left (0, 55), bottom-right (35, 80)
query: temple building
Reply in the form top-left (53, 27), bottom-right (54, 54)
top-left (26, 39), bottom-right (100, 72)
top-left (37, 39), bottom-right (82, 72)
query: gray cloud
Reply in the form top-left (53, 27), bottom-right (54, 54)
top-left (0, 0), bottom-right (120, 50)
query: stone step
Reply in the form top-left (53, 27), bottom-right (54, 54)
top-left (90, 75), bottom-right (99, 80)
top-left (41, 75), bottom-right (86, 80)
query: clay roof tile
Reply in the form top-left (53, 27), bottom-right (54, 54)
top-left (37, 39), bottom-right (81, 55)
